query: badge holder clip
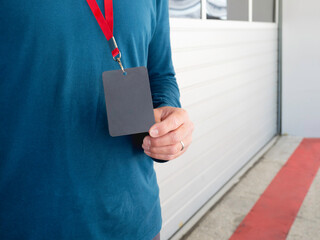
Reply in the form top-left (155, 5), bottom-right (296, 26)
top-left (108, 37), bottom-right (126, 74)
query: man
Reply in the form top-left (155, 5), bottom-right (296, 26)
top-left (0, 0), bottom-right (193, 239)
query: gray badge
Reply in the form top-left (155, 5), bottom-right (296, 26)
top-left (102, 66), bottom-right (155, 137)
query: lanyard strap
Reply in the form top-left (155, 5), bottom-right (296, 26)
top-left (86, 0), bottom-right (125, 72)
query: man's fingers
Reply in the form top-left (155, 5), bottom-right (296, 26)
top-left (145, 106), bottom-right (194, 161)
top-left (142, 135), bottom-right (192, 155)
top-left (149, 109), bottom-right (188, 137)
top-left (145, 122), bottom-right (192, 147)
top-left (143, 142), bottom-right (189, 161)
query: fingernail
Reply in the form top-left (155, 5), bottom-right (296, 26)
top-left (150, 128), bottom-right (158, 137)
top-left (144, 137), bottom-right (151, 146)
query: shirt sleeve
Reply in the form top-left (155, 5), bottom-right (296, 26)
top-left (147, 0), bottom-right (182, 109)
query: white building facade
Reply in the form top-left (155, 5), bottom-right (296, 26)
top-left (156, 0), bottom-right (280, 239)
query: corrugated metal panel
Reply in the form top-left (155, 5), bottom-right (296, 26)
top-left (155, 19), bottom-right (278, 239)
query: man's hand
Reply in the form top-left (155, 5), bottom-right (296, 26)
top-left (142, 106), bottom-right (194, 161)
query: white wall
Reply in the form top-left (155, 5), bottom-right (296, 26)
top-left (155, 19), bottom-right (278, 239)
top-left (282, 0), bottom-right (320, 137)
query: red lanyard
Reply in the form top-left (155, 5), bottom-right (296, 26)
top-left (86, 0), bottom-right (125, 72)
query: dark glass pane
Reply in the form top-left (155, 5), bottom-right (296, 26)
top-left (169, 0), bottom-right (201, 19)
top-left (227, 0), bottom-right (249, 21)
top-left (253, 0), bottom-right (275, 22)
top-left (207, 0), bottom-right (249, 21)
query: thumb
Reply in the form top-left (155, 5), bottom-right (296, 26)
top-left (150, 106), bottom-right (176, 137)
top-left (153, 108), bottom-right (163, 123)
top-left (153, 106), bottom-right (174, 123)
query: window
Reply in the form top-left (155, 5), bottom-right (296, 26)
top-left (206, 0), bottom-right (227, 20)
top-left (225, 0), bottom-right (248, 21)
top-left (169, 0), bottom-right (201, 19)
top-left (169, 0), bottom-right (276, 23)
top-left (253, 0), bottom-right (275, 22)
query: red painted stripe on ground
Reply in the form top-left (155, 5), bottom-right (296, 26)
top-left (229, 138), bottom-right (320, 240)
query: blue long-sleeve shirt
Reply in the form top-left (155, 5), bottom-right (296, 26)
top-left (0, 0), bottom-right (181, 239)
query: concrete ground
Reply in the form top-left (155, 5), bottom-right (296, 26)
top-left (181, 136), bottom-right (320, 240)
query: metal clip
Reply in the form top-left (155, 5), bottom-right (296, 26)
top-left (115, 57), bottom-right (125, 73)
top-left (109, 37), bottom-right (126, 74)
